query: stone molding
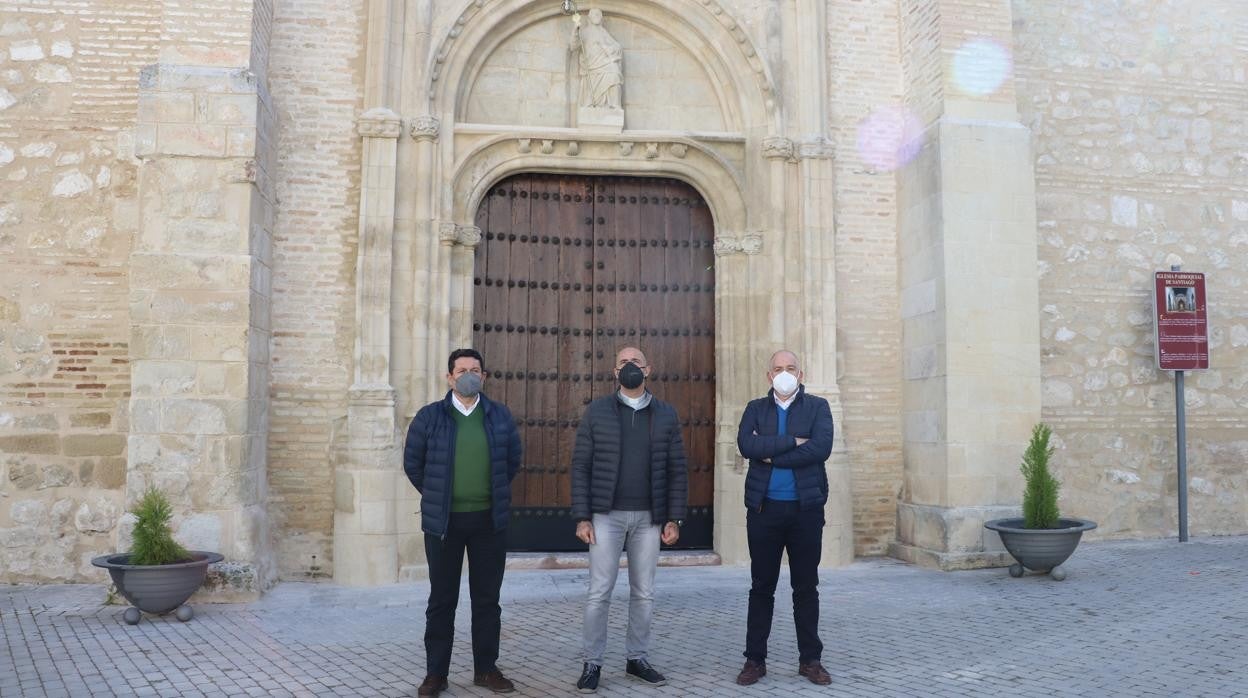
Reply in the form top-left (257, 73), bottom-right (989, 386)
top-left (348, 385), bottom-right (396, 406)
top-left (509, 136), bottom-right (707, 163)
top-left (409, 116), bottom-right (440, 141)
top-left (438, 221), bottom-right (482, 247)
top-left (428, 0), bottom-right (777, 113)
top-left (449, 134), bottom-right (749, 236)
top-left (713, 234), bottom-right (763, 256)
top-left (797, 136), bottom-right (835, 160)
top-left (357, 107), bottom-right (402, 139)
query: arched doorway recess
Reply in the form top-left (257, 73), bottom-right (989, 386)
top-left (472, 173), bottom-right (716, 550)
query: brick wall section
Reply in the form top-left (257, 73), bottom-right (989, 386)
top-left (0, 3), bottom-right (158, 582)
top-left (265, 0), bottom-right (367, 578)
top-left (828, 0), bottom-right (906, 556)
top-left (1014, 0), bottom-right (1248, 536)
top-left (157, 0), bottom-right (254, 67)
top-left (900, 0), bottom-right (943, 125)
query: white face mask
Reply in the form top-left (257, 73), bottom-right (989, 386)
top-left (771, 370), bottom-right (799, 397)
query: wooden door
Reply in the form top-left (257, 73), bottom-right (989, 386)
top-left (473, 173), bottom-right (715, 550)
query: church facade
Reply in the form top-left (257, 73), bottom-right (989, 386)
top-left (1, 0), bottom-right (1245, 594)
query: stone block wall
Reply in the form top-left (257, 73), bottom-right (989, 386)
top-left (4, 0), bottom-right (1247, 586)
top-left (1, 3), bottom-right (159, 582)
top-left (1014, 0), bottom-right (1248, 537)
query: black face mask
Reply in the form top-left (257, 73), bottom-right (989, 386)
top-left (618, 363), bottom-right (645, 390)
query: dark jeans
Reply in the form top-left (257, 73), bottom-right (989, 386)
top-left (424, 510), bottom-right (507, 676)
top-left (744, 499), bottom-right (824, 664)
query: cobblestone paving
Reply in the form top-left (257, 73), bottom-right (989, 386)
top-left (3, 537), bottom-right (1247, 697)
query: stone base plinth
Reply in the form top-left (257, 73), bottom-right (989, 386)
top-left (577, 106), bottom-right (623, 132)
top-left (190, 561), bottom-right (274, 603)
top-left (890, 502), bottom-right (1019, 570)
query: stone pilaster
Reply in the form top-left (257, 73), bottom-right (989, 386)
top-left (333, 108), bottom-right (402, 587)
top-left (128, 57), bottom-right (277, 599)
top-left (711, 234), bottom-right (754, 565)
top-left (890, 0), bottom-right (1041, 569)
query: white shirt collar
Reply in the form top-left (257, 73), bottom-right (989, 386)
top-left (773, 392), bottom-right (796, 410)
top-left (451, 393), bottom-right (479, 416)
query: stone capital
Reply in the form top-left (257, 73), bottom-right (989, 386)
top-left (456, 225), bottom-right (482, 247)
top-left (713, 234), bottom-right (764, 256)
top-left (437, 222), bottom-right (482, 247)
top-left (357, 107), bottom-right (402, 139)
top-left (409, 115), bottom-right (440, 141)
top-left (762, 136), bottom-right (795, 162)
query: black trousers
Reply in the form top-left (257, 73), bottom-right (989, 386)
top-left (424, 510), bottom-right (507, 676)
top-left (744, 499), bottom-right (824, 664)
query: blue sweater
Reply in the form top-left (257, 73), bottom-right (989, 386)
top-left (736, 386), bottom-right (834, 511)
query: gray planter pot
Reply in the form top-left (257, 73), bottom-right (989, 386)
top-left (92, 551), bottom-right (223, 623)
top-left (983, 518), bottom-right (1097, 580)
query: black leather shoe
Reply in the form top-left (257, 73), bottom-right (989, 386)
top-left (799, 660), bottom-right (832, 685)
top-left (474, 668), bottom-right (516, 693)
top-left (736, 659), bottom-right (767, 685)
top-left (417, 674), bottom-right (448, 696)
top-left (626, 658), bottom-right (667, 686)
top-left (576, 663), bottom-right (601, 693)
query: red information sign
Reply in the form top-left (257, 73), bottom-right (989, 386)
top-left (1153, 271), bottom-right (1208, 371)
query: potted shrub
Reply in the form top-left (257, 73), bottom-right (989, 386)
top-left (984, 423), bottom-right (1097, 581)
top-left (92, 487), bottom-right (223, 624)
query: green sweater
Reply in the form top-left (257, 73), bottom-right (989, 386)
top-left (451, 406), bottom-right (491, 512)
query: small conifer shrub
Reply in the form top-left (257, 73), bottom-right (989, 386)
top-left (1020, 423), bottom-right (1061, 529)
top-left (129, 488), bottom-right (191, 565)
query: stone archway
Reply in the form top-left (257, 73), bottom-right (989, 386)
top-left (334, 0), bottom-right (854, 585)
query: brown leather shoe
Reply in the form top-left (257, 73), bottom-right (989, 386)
top-left (473, 668), bottom-right (516, 693)
top-left (735, 659), bottom-right (766, 686)
top-left (417, 674), bottom-right (448, 696)
top-left (799, 661), bottom-right (832, 685)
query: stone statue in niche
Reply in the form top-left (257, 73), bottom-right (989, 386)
top-left (570, 8), bottom-right (624, 132)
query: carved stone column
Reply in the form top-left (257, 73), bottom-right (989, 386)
top-left (334, 107), bottom-right (402, 586)
top-left (408, 116), bottom-right (441, 406)
top-left (795, 137), bottom-right (854, 568)
top-left (396, 116), bottom-right (440, 581)
top-left (711, 233), bottom-right (763, 565)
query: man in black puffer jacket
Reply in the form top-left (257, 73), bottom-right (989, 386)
top-left (570, 346), bottom-right (687, 693)
top-left (403, 349), bottom-right (522, 697)
top-left (733, 350), bottom-right (834, 688)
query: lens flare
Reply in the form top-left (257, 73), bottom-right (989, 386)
top-left (855, 106), bottom-right (924, 172)
top-left (951, 38), bottom-right (1012, 96)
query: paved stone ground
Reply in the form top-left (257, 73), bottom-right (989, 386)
top-left (3, 536), bottom-right (1247, 697)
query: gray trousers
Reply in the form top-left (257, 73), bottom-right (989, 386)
top-left (582, 510), bottom-right (661, 666)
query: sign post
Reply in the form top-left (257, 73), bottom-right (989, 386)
top-left (1152, 267), bottom-right (1208, 543)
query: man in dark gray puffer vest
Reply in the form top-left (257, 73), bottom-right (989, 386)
top-left (571, 346), bottom-right (688, 693)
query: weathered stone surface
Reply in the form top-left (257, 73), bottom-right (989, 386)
top-left (62, 434), bottom-right (126, 457)
top-left (0, 434), bottom-right (59, 455)
top-left (70, 412), bottom-right (112, 428)
top-left (92, 457), bottom-right (127, 489)
top-left (74, 498), bottom-right (120, 533)
top-left (176, 512), bottom-right (223, 552)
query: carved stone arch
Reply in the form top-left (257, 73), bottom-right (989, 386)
top-left (427, 0), bottom-right (780, 131)
top-left (447, 136), bottom-right (747, 233)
